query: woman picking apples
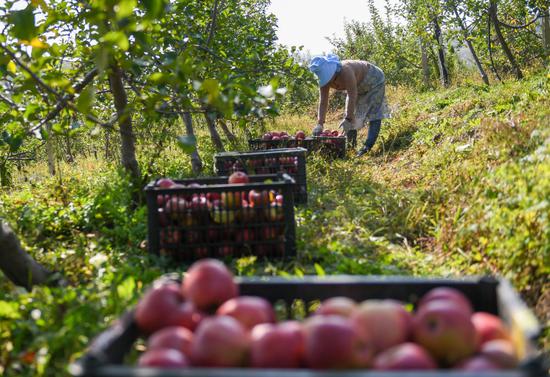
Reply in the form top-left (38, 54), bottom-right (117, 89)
top-left (309, 54), bottom-right (390, 157)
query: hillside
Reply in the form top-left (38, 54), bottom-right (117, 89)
top-left (0, 72), bottom-right (548, 375)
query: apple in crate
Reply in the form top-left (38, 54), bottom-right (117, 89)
top-left (315, 297), bottom-right (357, 317)
top-left (303, 315), bottom-right (372, 369)
top-left (250, 321), bottom-right (305, 368)
top-left (418, 287), bottom-right (473, 314)
top-left (157, 178), bottom-right (176, 188)
top-left (413, 298), bottom-right (478, 365)
top-left (147, 326), bottom-right (193, 358)
top-left (217, 296), bottom-right (276, 330)
top-left (182, 259), bottom-right (238, 311)
top-left (190, 316), bottom-right (250, 367)
top-left (456, 355), bottom-right (500, 371)
top-left (351, 299), bottom-right (412, 353)
top-left (480, 339), bottom-right (518, 368)
top-left (135, 283), bottom-right (204, 334)
top-left (373, 343), bottom-right (437, 370)
top-left (138, 348), bottom-right (189, 368)
top-left (472, 312), bottom-right (511, 344)
top-left (228, 171), bottom-right (250, 184)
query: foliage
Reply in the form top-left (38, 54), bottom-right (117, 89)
top-left (330, 0), bottom-right (547, 87)
top-left (0, 0), bottom-right (313, 182)
top-left (1, 70), bottom-right (548, 375)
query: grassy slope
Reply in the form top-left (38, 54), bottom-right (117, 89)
top-left (0, 72), bottom-right (548, 375)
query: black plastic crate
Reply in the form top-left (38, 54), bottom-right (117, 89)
top-left (248, 137), bottom-right (346, 159)
top-left (214, 148), bottom-right (307, 205)
top-left (72, 276), bottom-right (545, 377)
top-left (144, 174), bottom-right (297, 260)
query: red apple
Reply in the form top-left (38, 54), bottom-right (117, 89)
top-left (216, 245), bottom-right (234, 257)
top-left (456, 356), bottom-right (501, 371)
top-left (138, 348), bottom-right (189, 368)
top-left (480, 339), bottom-right (518, 369)
top-left (164, 197), bottom-right (187, 219)
top-left (239, 200), bottom-right (257, 222)
top-left (228, 171), bottom-right (250, 184)
top-left (235, 228), bottom-right (255, 243)
top-left (182, 259), bottom-right (238, 311)
top-left (413, 299), bottom-right (479, 365)
top-left (315, 297), bottom-right (357, 317)
top-left (191, 316), bottom-right (250, 367)
top-left (472, 312), bottom-right (510, 345)
top-left (249, 190), bottom-right (269, 208)
top-left (418, 287), bottom-right (473, 315)
top-left (159, 229), bottom-right (181, 245)
top-left (373, 343), bottom-right (437, 370)
top-left (271, 135), bottom-right (281, 141)
top-left (206, 192), bottom-right (221, 202)
top-left (295, 131), bottom-right (306, 140)
top-left (303, 315), bottom-right (372, 369)
top-left (135, 283), bottom-right (204, 334)
top-left (351, 299), bottom-right (412, 353)
top-left (250, 321), bottom-right (304, 368)
top-left (262, 133), bottom-right (273, 141)
top-left (147, 327), bottom-right (193, 357)
top-left (193, 247), bottom-right (209, 258)
top-left (216, 296), bottom-right (276, 330)
top-left (157, 178), bottom-right (176, 188)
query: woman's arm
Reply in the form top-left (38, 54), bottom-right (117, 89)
top-left (342, 67), bottom-right (357, 121)
top-left (317, 85), bottom-right (330, 125)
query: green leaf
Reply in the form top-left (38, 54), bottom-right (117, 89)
top-left (176, 135), bottom-right (197, 154)
top-left (52, 123), bottom-right (64, 135)
top-left (102, 31), bottom-right (129, 51)
top-left (314, 263), bottom-right (326, 276)
top-left (117, 276), bottom-right (136, 301)
top-left (7, 60), bottom-right (16, 74)
top-left (76, 86), bottom-right (96, 114)
top-left (140, 0), bottom-right (165, 18)
top-left (0, 300), bottom-right (20, 319)
top-left (116, 0), bottom-right (137, 19)
top-left (8, 6), bottom-right (37, 41)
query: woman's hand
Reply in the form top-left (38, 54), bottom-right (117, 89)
top-left (312, 124), bottom-right (323, 136)
top-left (338, 119), bottom-right (353, 132)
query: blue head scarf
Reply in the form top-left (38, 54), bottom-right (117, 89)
top-left (309, 54), bottom-right (342, 87)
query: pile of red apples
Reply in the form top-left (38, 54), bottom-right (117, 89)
top-left (221, 156), bottom-right (299, 175)
top-left (135, 259), bottom-right (519, 371)
top-left (155, 173), bottom-right (285, 257)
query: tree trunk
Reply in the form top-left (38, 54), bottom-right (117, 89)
top-left (108, 63), bottom-right (141, 181)
top-left (0, 221), bottom-right (57, 290)
top-left (65, 134), bottom-right (74, 163)
top-left (182, 112), bottom-right (203, 175)
top-left (451, 3), bottom-right (489, 85)
top-left (105, 129), bottom-right (112, 160)
top-left (489, 0), bottom-right (523, 79)
top-left (46, 125), bottom-right (56, 176)
top-left (204, 113), bottom-right (225, 152)
top-left (420, 39), bottom-right (430, 87)
top-left (542, 9), bottom-right (550, 60)
top-left (433, 18), bottom-right (450, 87)
top-left (218, 119), bottom-right (238, 144)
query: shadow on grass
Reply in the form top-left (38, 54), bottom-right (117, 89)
top-left (296, 161), bottom-right (433, 276)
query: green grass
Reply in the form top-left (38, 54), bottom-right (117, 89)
top-left (0, 71), bottom-right (549, 375)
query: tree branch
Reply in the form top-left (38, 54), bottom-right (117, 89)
top-left (0, 42), bottom-right (63, 100)
top-left (0, 220), bottom-right (67, 290)
top-left (498, 9), bottom-right (541, 29)
top-left (206, 0), bottom-right (221, 46)
top-left (30, 68), bottom-right (99, 133)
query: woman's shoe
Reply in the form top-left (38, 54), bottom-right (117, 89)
top-left (356, 146), bottom-right (370, 157)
